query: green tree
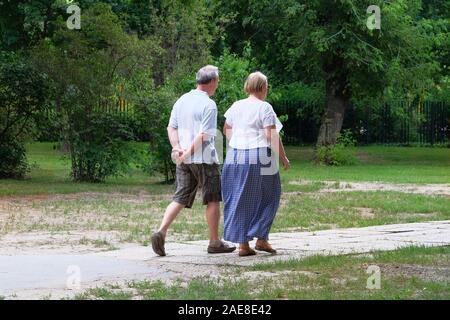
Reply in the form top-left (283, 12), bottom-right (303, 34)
top-left (214, 0), bottom-right (440, 145)
top-left (0, 0), bottom-right (67, 50)
top-left (32, 3), bottom-right (158, 182)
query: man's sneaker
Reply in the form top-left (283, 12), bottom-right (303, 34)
top-left (151, 231), bottom-right (166, 256)
top-left (207, 241), bottom-right (236, 254)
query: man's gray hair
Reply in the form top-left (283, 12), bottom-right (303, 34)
top-left (196, 65), bottom-right (219, 85)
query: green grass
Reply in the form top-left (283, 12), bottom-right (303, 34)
top-left (73, 246), bottom-right (450, 300)
top-left (74, 287), bottom-right (133, 300)
top-left (250, 246), bottom-right (450, 271)
top-left (0, 143), bottom-right (448, 197)
top-left (0, 142), bottom-right (172, 197)
top-left (283, 145), bottom-right (450, 184)
top-left (273, 191), bottom-right (450, 231)
top-left (0, 142), bottom-right (448, 242)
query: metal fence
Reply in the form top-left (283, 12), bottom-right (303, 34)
top-left (96, 97), bottom-right (136, 118)
top-left (273, 100), bottom-right (450, 145)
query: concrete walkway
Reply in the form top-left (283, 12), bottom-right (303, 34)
top-left (1, 220), bottom-right (449, 299)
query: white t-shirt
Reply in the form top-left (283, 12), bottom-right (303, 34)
top-left (224, 99), bottom-right (283, 150)
top-left (168, 89), bottom-right (219, 164)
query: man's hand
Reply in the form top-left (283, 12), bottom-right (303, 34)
top-left (177, 151), bottom-right (188, 165)
top-left (171, 147), bottom-right (186, 165)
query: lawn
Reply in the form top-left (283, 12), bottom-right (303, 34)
top-left (283, 145), bottom-right (450, 184)
top-left (0, 142), bottom-right (173, 197)
top-left (1, 142), bottom-right (448, 243)
top-left (0, 142), bottom-right (448, 197)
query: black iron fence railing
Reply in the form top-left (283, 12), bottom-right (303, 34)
top-left (273, 100), bottom-right (449, 145)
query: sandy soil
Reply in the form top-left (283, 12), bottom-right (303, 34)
top-left (289, 180), bottom-right (450, 196)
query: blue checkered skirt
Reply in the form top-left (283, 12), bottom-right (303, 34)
top-left (222, 147), bottom-right (281, 244)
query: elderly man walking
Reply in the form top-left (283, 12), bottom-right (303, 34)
top-left (151, 65), bottom-right (236, 256)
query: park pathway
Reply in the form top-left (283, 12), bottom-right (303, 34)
top-left (1, 220), bottom-right (449, 299)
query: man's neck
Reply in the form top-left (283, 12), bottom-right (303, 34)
top-left (196, 86), bottom-right (211, 96)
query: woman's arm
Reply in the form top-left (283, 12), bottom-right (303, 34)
top-left (277, 136), bottom-right (290, 170)
top-left (223, 122), bottom-right (233, 142)
top-left (264, 126), bottom-right (290, 171)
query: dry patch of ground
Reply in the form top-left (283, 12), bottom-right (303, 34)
top-left (363, 263), bottom-right (450, 283)
top-left (289, 180), bottom-right (450, 196)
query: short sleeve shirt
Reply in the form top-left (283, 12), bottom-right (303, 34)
top-left (168, 89), bottom-right (219, 164)
top-left (224, 99), bottom-right (283, 149)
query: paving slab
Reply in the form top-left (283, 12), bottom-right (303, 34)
top-left (0, 220), bottom-right (449, 299)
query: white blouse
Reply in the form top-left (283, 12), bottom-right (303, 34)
top-left (224, 99), bottom-right (283, 150)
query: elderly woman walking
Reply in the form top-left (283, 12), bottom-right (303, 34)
top-left (221, 72), bottom-right (290, 256)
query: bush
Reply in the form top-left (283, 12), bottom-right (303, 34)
top-left (315, 129), bottom-right (358, 166)
top-left (0, 136), bottom-right (30, 178)
top-left (0, 52), bottom-right (48, 179)
top-left (68, 111), bottom-right (137, 182)
top-left (131, 80), bottom-right (178, 183)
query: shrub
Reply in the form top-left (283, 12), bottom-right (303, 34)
top-left (68, 111), bottom-right (137, 183)
top-left (315, 129), bottom-right (358, 166)
top-left (0, 52), bottom-right (48, 178)
top-left (0, 135), bottom-right (30, 178)
top-left (132, 80), bottom-right (178, 183)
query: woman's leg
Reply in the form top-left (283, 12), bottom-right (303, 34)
top-left (239, 242), bottom-right (256, 256)
top-left (247, 171), bottom-right (281, 241)
top-left (223, 149), bottom-right (260, 244)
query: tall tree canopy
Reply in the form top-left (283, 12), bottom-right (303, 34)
top-left (214, 0), bottom-right (441, 145)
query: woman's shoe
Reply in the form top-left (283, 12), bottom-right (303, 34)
top-left (239, 243), bottom-right (256, 257)
top-left (255, 239), bottom-right (277, 254)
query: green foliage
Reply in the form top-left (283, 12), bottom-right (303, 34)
top-left (32, 3), bottom-right (156, 182)
top-left (0, 52), bottom-right (48, 178)
top-left (214, 49), bottom-right (251, 121)
top-left (214, 0), bottom-right (443, 144)
top-left (68, 112), bottom-right (136, 182)
top-left (130, 78), bottom-right (178, 183)
top-left (3, 0), bottom-right (448, 182)
top-left (337, 129), bottom-right (357, 147)
top-left (315, 144), bottom-right (358, 166)
top-left (269, 82), bottom-right (325, 105)
top-left (0, 135), bottom-right (30, 179)
top-left (116, 0), bottom-right (215, 182)
top-left (315, 129), bottom-right (358, 166)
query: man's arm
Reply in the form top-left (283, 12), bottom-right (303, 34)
top-left (179, 132), bottom-right (209, 161)
top-left (179, 105), bottom-right (217, 163)
top-left (167, 126), bottom-right (181, 151)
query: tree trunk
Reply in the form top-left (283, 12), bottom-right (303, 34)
top-left (316, 80), bottom-right (350, 146)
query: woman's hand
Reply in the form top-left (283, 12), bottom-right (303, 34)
top-left (281, 156), bottom-right (290, 171)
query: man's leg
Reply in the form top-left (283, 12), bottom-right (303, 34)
top-left (205, 201), bottom-right (220, 241)
top-left (202, 164), bottom-right (236, 253)
top-left (152, 201), bottom-right (185, 256)
top-left (205, 201), bottom-right (236, 253)
top-left (158, 201), bottom-right (186, 237)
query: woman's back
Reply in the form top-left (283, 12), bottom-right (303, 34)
top-left (225, 98), bottom-right (281, 150)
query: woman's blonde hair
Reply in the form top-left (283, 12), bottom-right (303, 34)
top-left (244, 71), bottom-right (268, 95)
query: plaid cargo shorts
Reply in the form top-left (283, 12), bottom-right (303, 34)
top-left (173, 163), bottom-right (222, 208)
